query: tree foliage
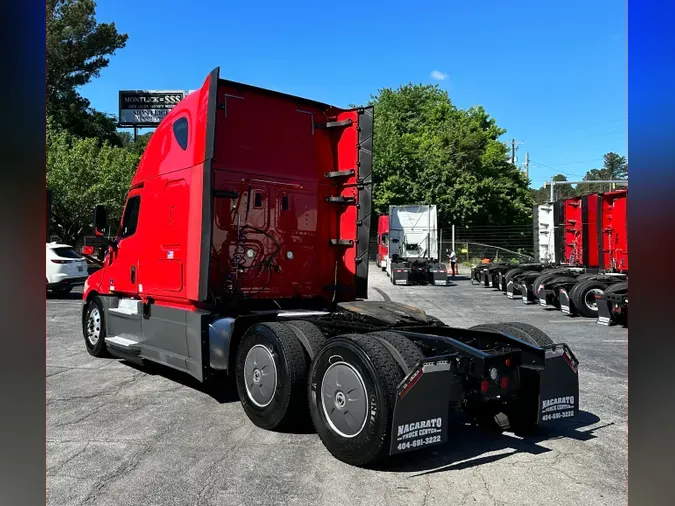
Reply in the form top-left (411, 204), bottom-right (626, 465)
top-left (581, 152), bottom-right (627, 193)
top-left (530, 152), bottom-right (627, 203)
top-left (47, 128), bottom-right (139, 244)
top-left (47, 0), bottom-right (128, 146)
top-left (369, 84), bottom-right (534, 227)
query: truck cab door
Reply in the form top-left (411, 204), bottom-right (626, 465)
top-left (106, 192), bottom-right (142, 296)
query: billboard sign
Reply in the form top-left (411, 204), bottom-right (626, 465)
top-left (118, 90), bottom-right (187, 127)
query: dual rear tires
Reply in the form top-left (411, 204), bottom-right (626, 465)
top-left (234, 322), bottom-right (420, 466)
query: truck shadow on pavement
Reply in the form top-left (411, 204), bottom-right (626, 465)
top-left (123, 360), bottom-right (241, 404)
top-left (47, 290), bottom-right (83, 300)
top-left (381, 410), bottom-right (609, 474)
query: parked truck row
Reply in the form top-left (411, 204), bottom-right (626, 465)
top-left (75, 68), bottom-right (582, 467)
top-left (471, 190), bottom-right (628, 327)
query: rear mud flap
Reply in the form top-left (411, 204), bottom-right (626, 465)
top-left (392, 269), bottom-right (410, 285)
top-left (482, 271), bottom-right (490, 287)
top-left (537, 345), bottom-right (580, 425)
top-left (596, 294), bottom-right (615, 326)
top-left (506, 281), bottom-right (522, 299)
top-left (559, 288), bottom-right (576, 316)
top-left (389, 357), bottom-right (460, 455)
top-left (432, 268), bottom-right (448, 285)
top-left (520, 282), bottom-right (535, 304)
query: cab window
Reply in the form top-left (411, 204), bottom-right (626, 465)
top-left (120, 195), bottom-right (141, 238)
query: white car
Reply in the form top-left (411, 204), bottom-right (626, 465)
top-left (46, 242), bottom-right (89, 294)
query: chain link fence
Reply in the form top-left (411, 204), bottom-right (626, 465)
top-left (367, 224), bottom-right (535, 266)
top-left (440, 224), bottom-right (535, 265)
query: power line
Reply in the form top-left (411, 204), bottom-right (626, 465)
top-left (530, 160), bottom-right (587, 179)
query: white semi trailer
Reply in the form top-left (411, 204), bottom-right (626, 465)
top-left (383, 205), bottom-right (448, 285)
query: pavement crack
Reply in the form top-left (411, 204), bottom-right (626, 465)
top-left (420, 474), bottom-right (431, 506)
top-left (47, 368), bottom-right (71, 378)
top-left (48, 441), bottom-right (91, 476)
top-left (80, 442), bottom-right (153, 505)
top-left (474, 468), bottom-right (497, 505)
top-left (52, 403), bottom-right (105, 428)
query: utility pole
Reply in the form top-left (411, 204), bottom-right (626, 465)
top-left (524, 152), bottom-right (529, 181)
top-left (510, 138), bottom-right (524, 165)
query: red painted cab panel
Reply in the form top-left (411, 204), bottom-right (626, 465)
top-left (377, 215), bottom-right (390, 265)
top-left (85, 68), bottom-right (374, 309)
top-left (563, 197), bottom-right (584, 266)
top-left (600, 190), bottom-right (628, 272)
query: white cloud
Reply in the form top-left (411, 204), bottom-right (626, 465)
top-left (430, 70), bottom-right (448, 81)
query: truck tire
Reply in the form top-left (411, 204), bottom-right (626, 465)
top-left (533, 273), bottom-right (560, 298)
top-left (604, 281), bottom-right (627, 294)
top-left (470, 322), bottom-right (553, 348)
top-left (504, 268), bottom-right (524, 285)
top-left (470, 323), bottom-right (539, 348)
top-left (284, 320), bottom-right (327, 359)
top-left (235, 322), bottom-right (309, 431)
top-left (83, 296), bottom-right (110, 358)
top-left (367, 331), bottom-right (424, 375)
top-left (570, 280), bottom-right (608, 318)
top-left (308, 333), bottom-right (402, 467)
top-left (502, 322), bottom-right (554, 347)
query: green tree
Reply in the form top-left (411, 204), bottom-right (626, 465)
top-left (369, 84), bottom-right (534, 227)
top-left (117, 131), bottom-right (154, 155)
top-left (581, 152), bottom-right (628, 193)
top-left (47, 0), bottom-right (128, 145)
top-left (531, 174), bottom-right (577, 204)
top-left (47, 128), bottom-right (139, 245)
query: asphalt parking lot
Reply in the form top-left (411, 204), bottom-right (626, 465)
top-left (47, 265), bottom-right (627, 506)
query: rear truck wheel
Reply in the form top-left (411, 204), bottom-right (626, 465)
top-left (546, 276), bottom-right (579, 307)
top-left (308, 334), bottom-right (403, 467)
top-left (284, 320), bottom-right (327, 359)
top-left (503, 268), bottom-right (524, 285)
top-left (367, 331), bottom-right (424, 374)
top-left (533, 273), bottom-right (559, 299)
top-left (235, 322), bottom-right (308, 431)
top-left (470, 322), bottom-right (553, 348)
top-left (604, 281), bottom-right (627, 294)
top-left (83, 297), bottom-right (109, 358)
top-left (502, 322), bottom-right (554, 347)
top-left (570, 280), bottom-right (608, 318)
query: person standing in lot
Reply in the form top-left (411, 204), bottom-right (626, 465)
top-left (449, 250), bottom-right (457, 277)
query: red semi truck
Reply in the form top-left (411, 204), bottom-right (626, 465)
top-left (81, 67), bottom-right (580, 466)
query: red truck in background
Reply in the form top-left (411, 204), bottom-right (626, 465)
top-left (81, 67), bottom-right (580, 466)
top-left (376, 215), bottom-right (389, 270)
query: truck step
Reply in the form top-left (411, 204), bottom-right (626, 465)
top-left (315, 118), bottom-right (353, 129)
top-left (324, 169), bottom-right (355, 179)
top-left (330, 239), bottom-right (355, 246)
top-left (325, 196), bottom-right (356, 204)
top-left (105, 336), bottom-right (140, 350)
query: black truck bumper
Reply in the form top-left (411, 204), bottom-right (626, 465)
top-left (388, 344), bottom-right (580, 455)
top-left (597, 292), bottom-right (628, 326)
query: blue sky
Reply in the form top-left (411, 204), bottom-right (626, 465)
top-left (82, 0), bottom-right (626, 189)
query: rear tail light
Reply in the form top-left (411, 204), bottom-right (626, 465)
top-left (504, 357), bottom-right (512, 367)
top-left (500, 377), bottom-right (509, 390)
top-left (480, 379), bottom-right (489, 393)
